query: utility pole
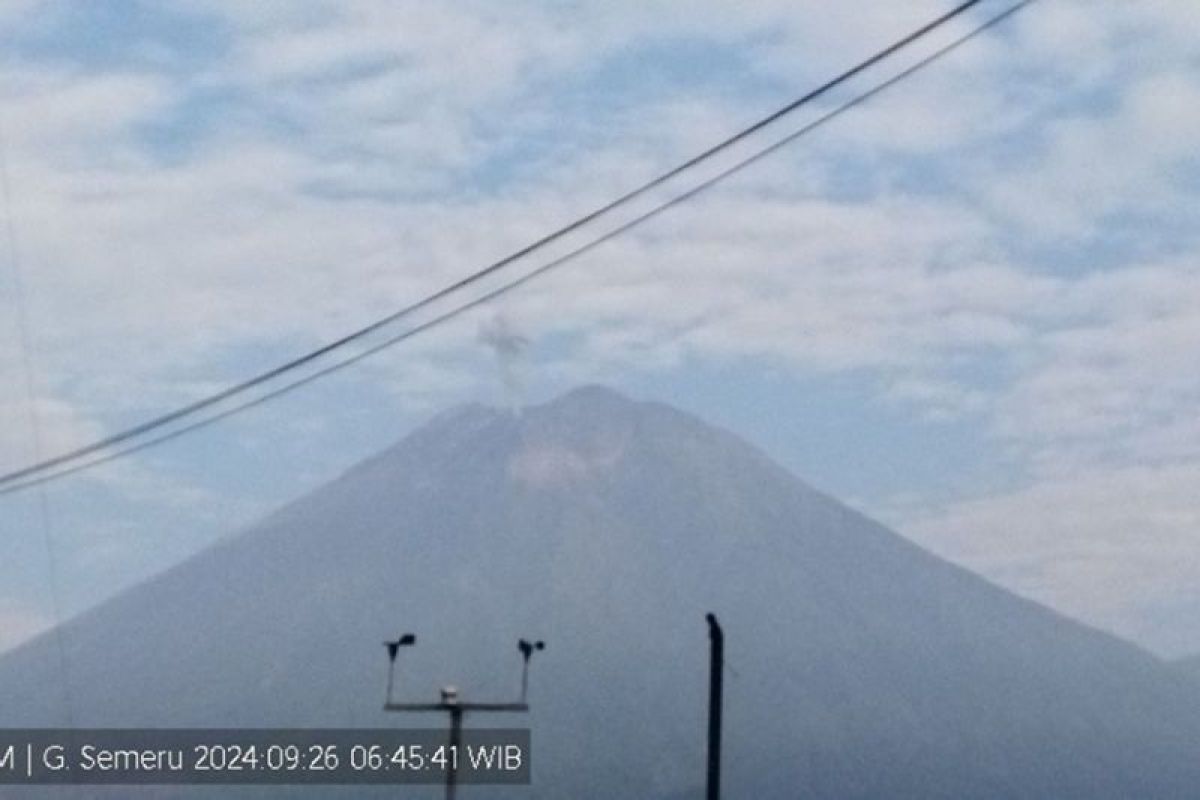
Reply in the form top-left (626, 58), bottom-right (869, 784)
top-left (382, 634), bottom-right (544, 800)
top-left (706, 613), bottom-right (723, 800)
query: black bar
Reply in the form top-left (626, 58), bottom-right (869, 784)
top-left (706, 613), bottom-right (723, 800)
top-left (446, 708), bottom-right (463, 800)
top-left (0, 729), bottom-right (529, 786)
top-left (384, 703), bottom-right (528, 713)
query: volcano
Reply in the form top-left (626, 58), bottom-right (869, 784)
top-left (3, 386), bottom-right (1200, 798)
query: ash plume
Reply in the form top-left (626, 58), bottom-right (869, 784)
top-left (478, 312), bottom-right (529, 413)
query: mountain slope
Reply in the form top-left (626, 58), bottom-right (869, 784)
top-left (1175, 654), bottom-right (1200, 677)
top-left (3, 386), bottom-right (1200, 798)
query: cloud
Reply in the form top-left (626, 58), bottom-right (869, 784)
top-left (904, 461), bottom-right (1200, 656)
top-left (993, 257), bottom-right (1200, 474)
top-left (0, 392), bottom-right (105, 474)
top-left (978, 71), bottom-right (1200, 239)
top-left (884, 376), bottom-right (989, 422)
top-left (0, 67), bottom-right (171, 164)
top-left (0, 0), bottom-right (44, 28)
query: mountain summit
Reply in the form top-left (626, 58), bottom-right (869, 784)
top-left (4, 386), bottom-right (1200, 797)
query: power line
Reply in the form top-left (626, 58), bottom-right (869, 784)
top-left (0, 1), bottom-right (1036, 496)
top-left (0, 0), bottom-right (1037, 497)
top-left (0, 0), bottom-right (990, 490)
top-left (0, 119), bottom-right (75, 723)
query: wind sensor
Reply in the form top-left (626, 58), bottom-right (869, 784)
top-left (381, 632), bottom-right (545, 800)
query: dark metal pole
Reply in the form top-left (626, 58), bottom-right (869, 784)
top-left (446, 706), bottom-right (463, 800)
top-left (706, 613), bottom-right (723, 800)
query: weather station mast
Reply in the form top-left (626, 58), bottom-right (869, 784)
top-left (382, 633), bottom-right (545, 800)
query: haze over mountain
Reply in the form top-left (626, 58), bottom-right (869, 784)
top-left (3, 386), bottom-right (1200, 798)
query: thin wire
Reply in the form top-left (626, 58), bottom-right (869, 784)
top-left (0, 121), bottom-right (75, 723)
top-left (0, 0), bottom-right (990, 489)
top-left (0, 0), bottom-right (1038, 498)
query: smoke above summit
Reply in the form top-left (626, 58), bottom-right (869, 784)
top-left (478, 312), bottom-right (530, 411)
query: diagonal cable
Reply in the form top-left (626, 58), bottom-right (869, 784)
top-left (0, 0), bottom-right (989, 489)
top-left (0, 0), bottom-right (1039, 498)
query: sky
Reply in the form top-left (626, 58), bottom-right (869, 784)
top-left (1, 0), bottom-right (1199, 657)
